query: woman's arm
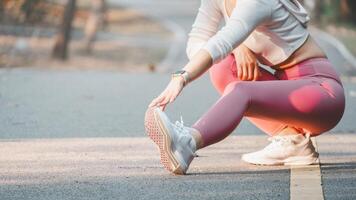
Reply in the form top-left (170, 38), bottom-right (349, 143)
top-left (183, 49), bottom-right (212, 83)
top-left (149, 0), bottom-right (273, 109)
top-left (203, 0), bottom-right (272, 64)
top-left (184, 0), bottom-right (272, 81)
top-left (186, 0), bottom-right (223, 60)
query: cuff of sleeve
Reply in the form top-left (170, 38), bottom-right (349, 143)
top-left (186, 43), bottom-right (205, 60)
top-left (202, 45), bottom-right (220, 64)
top-left (203, 40), bottom-right (231, 64)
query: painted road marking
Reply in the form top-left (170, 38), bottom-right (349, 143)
top-left (290, 138), bottom-right (324, 200)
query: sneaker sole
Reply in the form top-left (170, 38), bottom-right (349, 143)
top-left (242, 153), bottom-right (319, 166)
top-left (283, 152), bottom-right (319, 166)
top-left (144, 107), bottom-right (184, 175)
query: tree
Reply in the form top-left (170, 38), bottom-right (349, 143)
top-left (343, 0), bottom-right (356, 23)
top-left (0, 1), bottom-right (3, 20)
top-left (83, 0), bottom-right (107, 53)
top-left (313, 0), bottom-right (323, 23)
top-left (21, 0), bottom-right (40, 23)
top-left (52, 0), bottom-right (76, 60)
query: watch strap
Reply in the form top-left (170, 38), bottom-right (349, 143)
top-left (172, 70), bottom-right (190, 86)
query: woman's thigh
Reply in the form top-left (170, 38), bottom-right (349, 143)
top-left (209, 54), bottom-right (277, 94)
top-left (209, 54), bottom-right (289, 135)
top-left (241, 77), bottom-right (345, 135)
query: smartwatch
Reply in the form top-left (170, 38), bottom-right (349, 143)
top-left (172, 70), bottom-right (190, 86)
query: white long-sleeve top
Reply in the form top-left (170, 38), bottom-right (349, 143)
top-left (186, 0), bottom-right (310, 66)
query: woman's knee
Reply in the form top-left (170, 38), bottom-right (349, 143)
top-left (223, 81), bottom-right (250, 96)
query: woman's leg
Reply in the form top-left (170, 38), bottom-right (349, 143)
top-left (195, 73), bottom-right (345, 148)
top-left (209, 54), bottom-right (292, 136)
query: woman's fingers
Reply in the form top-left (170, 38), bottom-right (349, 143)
top-left (149, 77), bottom-right (185, 109)
top-left (159, 93), bottom-right (171, 107)
top-left (149, 95), bottom-right (164, 107)
top-left (253, 65), bottom-right (259, 81)
top-left (237, 62), bottom-right (248, 81)
top-left (248, 63), bottom-right (254, 80)
top-left (237, 63), bottom-right (242, 79)
top-left (234, 54), bottom-right (243, 79)
top-left (149, 89), bottom-right (169, 107)
top-left (237, 62), bottom-right (259, 81)
top-left (242, 62), bottom-right (248, 80)
top-left (160, 104), bottom-right (167, 111)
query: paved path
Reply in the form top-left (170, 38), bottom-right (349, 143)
top-left (0, 136), bottom-right (293, 200)
top-left (1, 134), bottom-right (355, 200)
top-left (108, 0), bottom-right (199, 69)
top-left (0, 68), bottom-right (355, 138)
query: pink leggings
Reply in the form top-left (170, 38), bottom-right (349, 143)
top-left (192, 55), bottom-right (345, 147)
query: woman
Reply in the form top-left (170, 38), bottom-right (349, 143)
top-left (145, 0), bottom-right (345, 175)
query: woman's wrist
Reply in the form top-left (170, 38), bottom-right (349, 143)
top-left (172, 75), bottom-right (186, 87)
top-left (172, 70), bottom-right (190, 86)
top-left (182, 49), bottom-right (213, 83)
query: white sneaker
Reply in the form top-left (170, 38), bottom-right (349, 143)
top-left (144, 107), bottom-right (196, 174)
top-left (241, 134), bottom-right (319, 166)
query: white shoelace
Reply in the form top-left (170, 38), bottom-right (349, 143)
top-left (173, 116), bottom-right (198, 156)
top-left (173, 116), bottom-right (190, 136)
top-left (267, 136), bottom-right (293, 147)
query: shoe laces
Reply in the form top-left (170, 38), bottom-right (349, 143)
top-left (173, 116), bottom-right (190, 136)
top-left (173, 116), bottom-right (198, 156)
top-left (267, 136), bottom-right (293, 147)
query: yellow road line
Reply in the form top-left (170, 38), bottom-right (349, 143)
top-left (290, 138), bottom-right (324, 200)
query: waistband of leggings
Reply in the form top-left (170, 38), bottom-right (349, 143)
top-left (274, 58), bottom-right (342, 84)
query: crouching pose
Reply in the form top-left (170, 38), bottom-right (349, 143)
top-left (145, 0), bottom-right (345, 174)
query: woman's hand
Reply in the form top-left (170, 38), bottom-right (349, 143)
top-left (148, 76), bottom-right (185, 111)
top-left (232, 45), bottom-right (260, 81)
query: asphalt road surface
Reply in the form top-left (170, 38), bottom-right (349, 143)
top-left (1, 1), bottom-right (356, 199)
